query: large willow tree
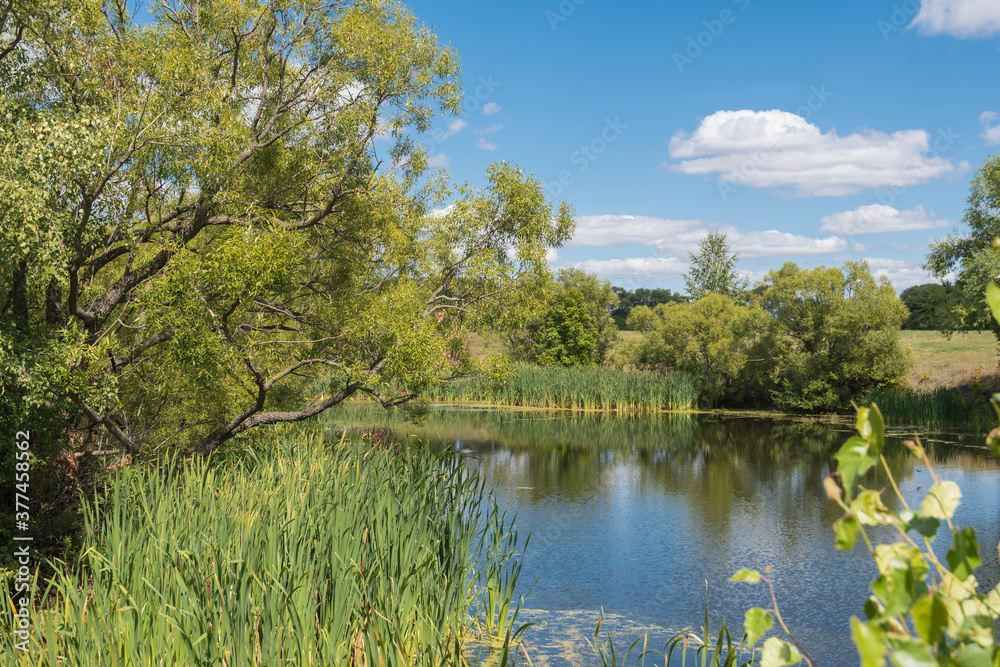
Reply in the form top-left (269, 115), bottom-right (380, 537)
top-left (0, 0), bottom-right (572, 458)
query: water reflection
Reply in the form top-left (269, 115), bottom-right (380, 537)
top-left (327, 406), bottom-right (1000, 665)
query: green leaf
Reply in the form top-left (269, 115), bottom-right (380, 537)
top-left (899, 510), bottom-right (940, 540)
top-left (834, 436), bottom-right (878, 501)
top-left (851, 489), bottom-right (893, 526)
top-left (851, 617), bottom-right (886, 667)
top-left (911, 594), bottom-right (948, 645)
top-left (729, 568), bottom-right (761, 584)
top-left (947, 526), bottom-right (982, 581)
top-left (743, 607), bottom-right (773, 646)
top-left (856, 405), bottom-right (886, 455)
top-left (761, 637), bottom-right (802, 667)
top-left (919, 481), bottom-right (962, 520)
top-left (955, 643), bottom-right (992, 667)
top-left (834, 515), bottom-right (860, 551)
top-left (889, 638), bottom-right (936, 667)
top-left (986, 282), bottom-right (1000, 325)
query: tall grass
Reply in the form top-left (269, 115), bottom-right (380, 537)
top-left (424, 365), bottom-right (700, 413)
top-left (866, 386), bottom-right (995, 431)
top-left (1, 429), bottom-right (528, 665)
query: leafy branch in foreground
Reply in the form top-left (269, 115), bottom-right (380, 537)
top-left (733, 401), bottom-right (1000, 666)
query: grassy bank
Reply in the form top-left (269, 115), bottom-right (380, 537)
top-left (866, 386), bottom-right (996, 432)
top-left (459, 330), bottom-right (1000, 428)
top-left (1, 428), bottom-right (528, 665)
top-left (900, 330), bottom-right (999, 390)
top-left (424, 364), bottom-right (699, 412)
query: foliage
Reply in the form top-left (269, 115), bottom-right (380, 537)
top-left (529, 291), bottom-right (601, 366)
top-left (423, 363), bottom-right (699, 412)
top-left (0, 0), bottom-right (571, 463)
top-left (735, 403), bottom-right (1000, 667)
top-left (1, 428), bottom-right (530, 665)
top-left (626, 293), bottom-right (769, 405)
top-left (926, 152), bottom-right (1000, 335)
top-left (756, 261), bottom-right (910, 411)
top-left (865, 386), bottom-right (996, 432)
top-left (507, 269), bottom-right (620, 366)
top-left (899, 283), bottom-right (961, 330)
top-left (610, 286), bottom-right (685, 329)
top-left (625, 304), bottom-right (658, 332)
top-left (684, 232), bottom-right (750, 302)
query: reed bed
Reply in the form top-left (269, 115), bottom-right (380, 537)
top-left (1, 429), bottom-right (528, 666)
top-left (866, 386), bottom-right (995, 432)
top-left (424, 365), bottom-right (700, 413)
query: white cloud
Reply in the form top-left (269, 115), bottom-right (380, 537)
top-left (429, 203), bottom-right (455, 218)
top-left (819, 204), bottom-right (951, 235)
top-left (567, 215), bottom-right (705, 248)
top-left (427, 153), bottom-right (450, 168)
top-left (566, 256), bottom-right (689, 281)
top-left (909, 0), bottom-right (1000, 38)
top-left (483, 102), bottom-right (501, 115)
top-left (546, 248), bottom-right (559, 263)
top-left (667, 110), bottom-right (963, 197)
top-left (431, 119), bottom-right (467, 142)
top-left (980, 111), bottom-right (1000, 146)
top-left (476, 137), bottom-right (500, 151)
top-left (476, 123), bottom-right (505, 135)
top-left (863, 257), bottom-right (941, 291)
top-left (569, 214), bottom-right (847, 258)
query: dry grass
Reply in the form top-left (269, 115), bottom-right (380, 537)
top-left (468, 331), bottom-right (505, 359)
top-left (900, 330), bottom-right (1000, 391)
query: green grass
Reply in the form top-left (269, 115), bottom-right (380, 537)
top-left (899, 330), bottom-right (999, 391)
top-left (866, 386), bottom-right (996, 432)
top-left (1, 428), bottom-right (529, 666)
top-left (424, 365), bottom-right (700, 413)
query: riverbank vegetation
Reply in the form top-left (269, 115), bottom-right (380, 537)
top-left (1, 428), bottom-right (530, 665)
top-left (424, 364), bottom-right (699, 412)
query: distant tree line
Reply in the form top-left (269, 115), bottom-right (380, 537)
top-left (610, 287), bottom-right (685, 328)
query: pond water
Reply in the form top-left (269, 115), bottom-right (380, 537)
top-left (327, 405), bottom-right (1000, 666)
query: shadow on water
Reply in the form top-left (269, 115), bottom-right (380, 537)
top-left (326, 404), bottom-right (1000, 666)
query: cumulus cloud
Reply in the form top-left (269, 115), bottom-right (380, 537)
top-left (483, 102), bottom-right (501, 115)
top-left (546, 248), bottom-right (559, 263)
top-left (909, 0), bottom-right (1000, 38)
top-left (666, 110), bottom-right (963, 197)
top-left (431, 119), bottom-right (467, 142)
top-left (863, 257), bottom-right (941, 291)
top-left (476, 123), bottom-right (505, 135)
top-left (980, 111), bottom-right (1000, 146)
top-left (569, 214), bottom-right (846, 258)
top-left (565, 256), bottom-right (689, 281)
top-left (427, 153), bottom-right (450, 168)
top-left (567, 215), bottom-right (705, 248)
top-left (819, 204), bottom-right (951, 235)
top-left (429, 203), bottom-right (455, 218)
top-left (475, 137), bottom-right (500, 151)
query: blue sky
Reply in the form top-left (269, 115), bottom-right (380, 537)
top-left (404, 0), bottom-right (1000, 294)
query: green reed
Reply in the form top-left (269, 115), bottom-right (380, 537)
top-left (1, 429), bottom-right (528, 666)
top-left (424, 365), bottom-right (700, 413)
top-left (865, 386), bottom-right (995, 431)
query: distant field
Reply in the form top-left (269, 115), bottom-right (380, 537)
top-left (471, 329), bottom-right (999, 392)
top-left (900, 330), bottom-right (999, 391)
